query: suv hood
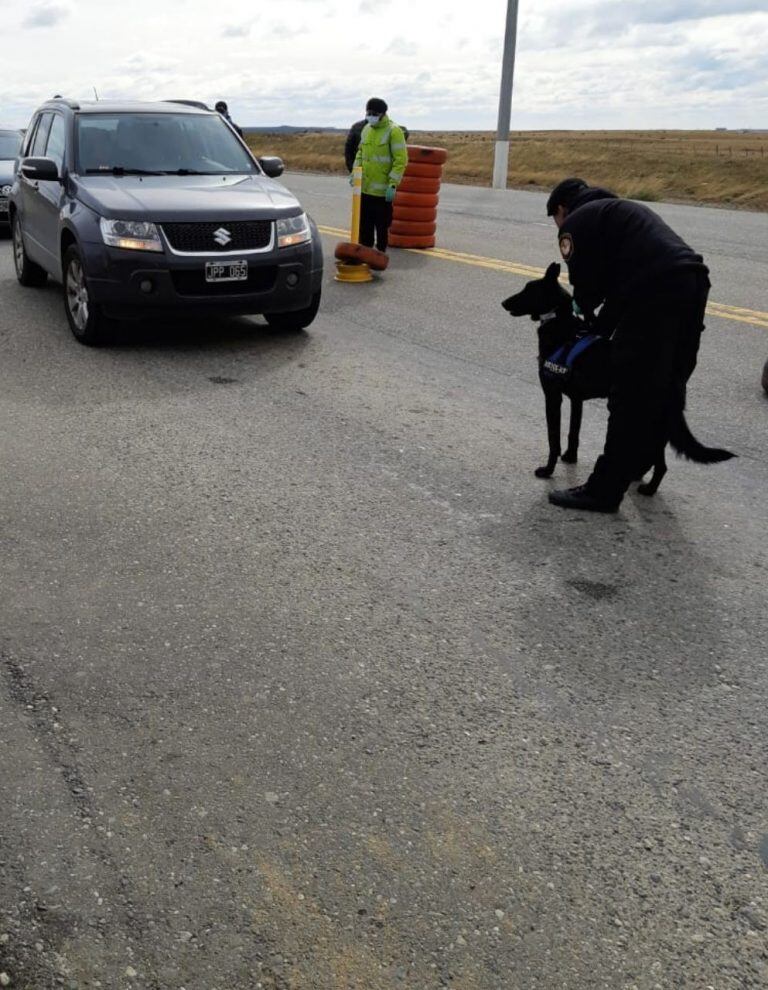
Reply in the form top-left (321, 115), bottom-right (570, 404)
top-left (72, 172), bottom-right (302, 222)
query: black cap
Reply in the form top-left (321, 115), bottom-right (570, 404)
top-left (546, 177), bottom-right (588, 216)
top-left (366, 97), bottom-right (388, 115)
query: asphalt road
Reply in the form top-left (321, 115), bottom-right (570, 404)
top-left (1, 177), bottom-right (767, 990)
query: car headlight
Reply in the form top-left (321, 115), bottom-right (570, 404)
top-left (276, 213), bottom-right (311, 248)
top-left (99, 218), bottom-right (163, 252)
top-left (0, 185), bottom-right (11, 197)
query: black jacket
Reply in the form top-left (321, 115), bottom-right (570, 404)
top-left (344, 120), bottom-right (366, 172)
top-left (220, 112), bottom-right (244, 138)
top-left (559, 188), bottom-right (708, 332)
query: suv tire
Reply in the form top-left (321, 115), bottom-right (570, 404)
top-left (12, 215), bottom-right (48, 287)
top-left (63, 245), bottom-right (114, 346)
top-left (264, 290), bottom-right (321, 333)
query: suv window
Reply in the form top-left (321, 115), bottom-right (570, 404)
top-left (76, 112), bottom-right (258, 175)
top-left (45, 114), bottom-right (67, 170)
top-left (22, 117), bottom-right (40, 156)
top-left (30, 113), bottom-right (54, 157)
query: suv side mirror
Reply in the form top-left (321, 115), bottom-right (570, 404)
top-left (258, 156), bottom-right (284, 179)
top-left (21, 157), bottom-right (60, 182)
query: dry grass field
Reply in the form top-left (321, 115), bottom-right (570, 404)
top-left (246, 130), bottom-right (768, 211)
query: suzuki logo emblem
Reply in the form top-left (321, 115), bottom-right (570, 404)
top-left (213, 227), bottom-right (232, 246)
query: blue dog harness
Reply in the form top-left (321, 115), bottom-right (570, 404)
top-left (543, 333), bottom-right (602, 382)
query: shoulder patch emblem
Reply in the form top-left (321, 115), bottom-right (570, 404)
top-left (559, 233), bottom-right (574, 261)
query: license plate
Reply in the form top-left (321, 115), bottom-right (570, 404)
top-left (205, 260), bottom-right (248, 283)
top-left (0, 199), bottom-right (8, 214)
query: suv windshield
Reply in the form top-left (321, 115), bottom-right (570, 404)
top-left (0, 131), bottom-right (22, 159)
top-left (76, 113), bottom-right (258, 176)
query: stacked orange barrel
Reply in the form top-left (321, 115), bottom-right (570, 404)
top-left (389, 145), bottom-right (448, 250)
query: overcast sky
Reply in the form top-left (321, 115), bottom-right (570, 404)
top-left (1, 0), bottom-right (766, 130)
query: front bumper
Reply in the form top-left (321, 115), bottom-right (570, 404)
top-left (82, 238), bottom-right (323, 318)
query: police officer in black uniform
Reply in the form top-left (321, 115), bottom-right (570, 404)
top-left (545, 177), bottom-right (711, 512)
top-left (215, 100), bottom-right (244, 138)
top-left (344, 118), bottom-right (366, 173)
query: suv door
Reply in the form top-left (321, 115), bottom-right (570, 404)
top-left (18, 111), bottom-right (54, 268)
top-left (31, 112), bottom-right (68, 278)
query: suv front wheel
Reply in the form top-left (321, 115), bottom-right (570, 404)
top-left (63, 245), bottom-right (113, 346)
top-left (264, 290), bottom-right (321, 333)
top-left (12, 215), bottom-right (48, 287)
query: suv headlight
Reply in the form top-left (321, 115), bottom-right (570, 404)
top-left (0, 184), bottom-right (11, 196)
top-left (99, 218), bottom-right (163, 252)
top-left (276, 213), bottom-right (311, 248)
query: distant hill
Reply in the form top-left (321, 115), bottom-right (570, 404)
top-left (242, 125), bottom-right (346, 135)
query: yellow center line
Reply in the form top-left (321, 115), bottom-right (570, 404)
top-left (317, 225), bottom-right (768, 330)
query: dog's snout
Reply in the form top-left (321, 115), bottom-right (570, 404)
top-left (501, 296), bottom-right (519, 314)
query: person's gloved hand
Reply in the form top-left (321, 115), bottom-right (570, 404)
top-left (385, 185), bottom-right (396, 203)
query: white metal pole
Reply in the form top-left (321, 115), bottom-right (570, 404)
top-left (492, 0), bottom-right (520, 189)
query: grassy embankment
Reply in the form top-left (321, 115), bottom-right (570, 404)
top-left (246, 130), bottom-right (768, 211)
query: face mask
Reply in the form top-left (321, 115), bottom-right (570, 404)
top-left (366, 114), bottom-right (381, 125)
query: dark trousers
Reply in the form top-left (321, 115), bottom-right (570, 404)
top-left (586, 269), bottom-right (710, 503)
top-left (360, 193), bottom-right (393, 253)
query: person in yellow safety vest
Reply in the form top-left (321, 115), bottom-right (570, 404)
top-left (352, 97), bottom-right (408, 254)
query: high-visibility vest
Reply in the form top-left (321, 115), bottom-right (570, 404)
top-left (353, 116), bottom-right (408, 197)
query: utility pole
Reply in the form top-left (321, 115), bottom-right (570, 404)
top-left (492, 0), bottom-right (520, 189)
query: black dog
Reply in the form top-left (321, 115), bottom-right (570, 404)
top-left (502, 262), bottom-right (621, 481)
top-left (502, 262), bottom-right (733, 494)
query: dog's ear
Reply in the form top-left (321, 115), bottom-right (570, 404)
top-left (545, 262), bottom-right (561, 281)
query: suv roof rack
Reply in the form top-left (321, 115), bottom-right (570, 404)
top-left (164, 100), bottom-right (212, 111)
top-left (49, 96), bottom-right (80, 110)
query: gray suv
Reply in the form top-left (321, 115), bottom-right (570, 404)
top-left (0, 129), bottom-right (23, 228)
top-left (9, 99), bottom-right (323, 344)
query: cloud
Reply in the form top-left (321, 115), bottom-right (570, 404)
top-left (222, 22), bottom-right (252, 38)
top-left (2, 0), bottom-right (767, 131)
top-left (270, 23), bottom-right (309, 38)
top-left (581, 0), bottom-right (768, 37)
top-left (619, 0), bottom-right (765, 23)
top-left (22, 2), bottom-right (69, 28)
top-left (385, 36), bottom-right (419, 57)
top-left (521, 0), bottom-right (768, 47)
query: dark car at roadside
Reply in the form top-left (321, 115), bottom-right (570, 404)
top-left (0, 129), bottom-right (24, 230)
top-left (8, 99), bottom-right (323, 344)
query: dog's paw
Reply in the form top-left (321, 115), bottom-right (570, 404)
top-left (637, 482), bottom-right (657, 497)
top-left (535, 465), bottom-right (555, 478)
top-left (561, 450), bottom-right (578, 464)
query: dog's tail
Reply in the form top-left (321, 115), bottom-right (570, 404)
top-left (668, 413), bottom-right (735, 464)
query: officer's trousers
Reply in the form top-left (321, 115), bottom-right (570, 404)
top-left (360, 193), bottom-right (393, 253)
top-left (586, 269), bottom-right (710, 503)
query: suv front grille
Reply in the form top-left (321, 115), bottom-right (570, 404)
top-left (162, 220), bottom-right (273, 253)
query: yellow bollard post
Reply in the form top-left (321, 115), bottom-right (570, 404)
top-left (335, 165), bottom-right (373, 283)
top-left (350, 164), bottom-right (362, 243)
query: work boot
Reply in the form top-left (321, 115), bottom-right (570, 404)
top-left (548, 484), bottom-right (620, 513)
